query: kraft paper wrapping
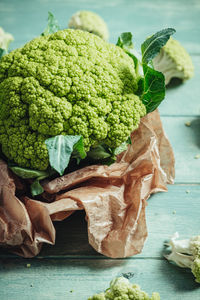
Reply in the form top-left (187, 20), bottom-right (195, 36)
top-left (0, 110), bottom-right (175, 258)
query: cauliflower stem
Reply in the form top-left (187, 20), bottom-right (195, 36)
top-left (165, 232), bottom-right (200, 283)
top-left (153, 37), bottom-right (194, 85)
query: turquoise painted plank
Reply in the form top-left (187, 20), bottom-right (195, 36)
top-left (0, 257), bottom-right (199, 300)
top-left (0, 1), bottom-right (199, 300)
top-left (0, 184), bottom-right (199, 258)
top-left (159, 56), bottom-right (200, 117)
top-left (161, 116), bottom-right (200, 183)
top-left (0, 0), bottom-right (200, 53)
top-left (140, 184), bottom-right (200, 257)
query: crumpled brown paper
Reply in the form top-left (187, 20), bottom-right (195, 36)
top-left (0, 110), bottom-right (175, 258)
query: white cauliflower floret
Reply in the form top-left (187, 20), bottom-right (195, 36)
top-left (0, 27), bottom-right (14, 53)
top-left (165, 232), bottom-right (200, 283)
top-left (153, 37), bottom-right (194, 85)
top-left (68, 10), bottom-right (109, 41)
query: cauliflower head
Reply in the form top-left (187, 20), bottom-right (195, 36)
top-left (0, 29), bottom-right (145, 170)
top-left (68, 10), bottom-right (109, 41)
top-left (88, 277), bottom-right (160, 300)
top-left (153, 37), bottom-right (194, 85)
top-left (0, 27), bottom-right (14, 53)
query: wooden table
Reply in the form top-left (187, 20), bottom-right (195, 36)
top-left (0, 0), bottom-right (200, 299)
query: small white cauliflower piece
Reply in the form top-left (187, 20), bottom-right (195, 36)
top-left (68, 10), bottom-right (109, 41)
top-left (153, 37), bottom-right (194, 85)
top-left (165, 232), bottom-right (200, 283)
top-left (0, 27), bottom-right (14, 53)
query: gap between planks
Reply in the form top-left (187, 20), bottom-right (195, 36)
top-left (0, 255), bottom-right (164, 260)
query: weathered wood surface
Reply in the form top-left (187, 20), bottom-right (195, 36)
top-left (0, 258), bottom-right (199, 300)
top-left (0, 0), bottom-right (200, 299)
top-left (160, 56), bottom-right (200, 116)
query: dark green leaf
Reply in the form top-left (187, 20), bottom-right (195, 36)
top-left (142, 64), bottom-right (165, 113)
top-left (31, 179), bottom-right (44, 196)
top-left (87, 137), bottom-right (132, 162)
top-left (127, 136), bottom-right (132, 145)
top-left (116, 32), bottom-right (133, 49)
top-left (42, 12), bottom-right (60, 36)
top-left (72, 136), bottom-right (87, 164)
top-left (136, 77), bottom-right (145, 97)
top-left (87, 145), bottom-right (111, 160)
top-left (45, 135), bottom-right (86, 175)
top-left (10, 165), bottom-right (55, 196)
top-left (126, 51), bottom-right (139, 73)
top-left (102, 157), bottom-right (116, 166)
top-left (0, 48), bottom-right (4, 59)
top-left (113, 136), bottom-right (132, 155)
top-left (113, 141), bottom-right (129, 156)
top-left (10, 166), bottom-right (49, 179)
top-left (0, 146), bottom-right (7, 162)
top-left (141, 28), bottom-right (176, 64)
top-left (116, 32), bottom-right (139, 74)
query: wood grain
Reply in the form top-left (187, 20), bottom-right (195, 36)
top-left (159, 56), bottom-right (200, 116)
top-left (0, 258), bottom-right (199, 300)
top-left (162, 116), bottom-right (200, 183)
top-left (0, 0), bottom-right (200, 299)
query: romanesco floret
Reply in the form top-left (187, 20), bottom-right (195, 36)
top-left (0, 27), bottom-right (14, 53)
top-left (88, 277), bottom-right (160, 300)
top-left (165, 232), bottom-right (200, 283)
top-left (0, 29), bottom-right (146, 170)
top-left (152, 37), bottom-right (194, 85)
top-left (68, 10), bottom-right (109, 41)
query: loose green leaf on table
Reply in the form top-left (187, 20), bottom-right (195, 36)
top-left (42, 11), bottom-right (60, 36)
top-left (45, 135), bottom-right (86, 176)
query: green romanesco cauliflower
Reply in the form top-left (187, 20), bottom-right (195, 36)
top-left (0, 27), bottom-right (14, 53)
top-left (152, 37), bottom-right (194, 85)
top-left (0, 29), bottom-right (146, 170)
top-left (88, 277), bottom-right (160, 300)
top-left (165, 232), bottom-right (200, 283)
top-left (68, 10), bottom-right (109, 41)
